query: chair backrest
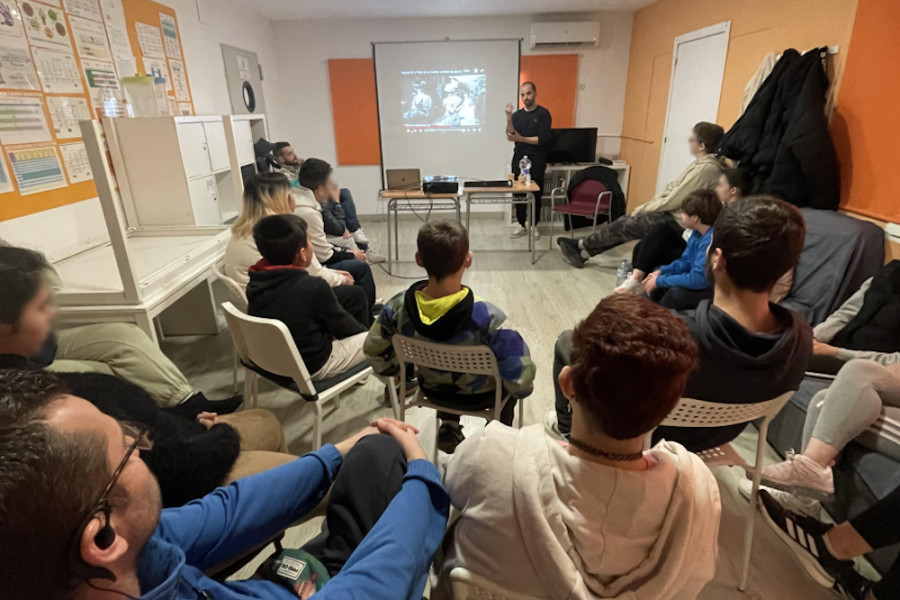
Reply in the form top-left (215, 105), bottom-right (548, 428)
top-left (569, 179), bottom-right (610, 209)
top-left (213, 263), bottom-right (249, 312)
top-left (660, 391), bottom-right (795, 429)
top-left (449, 567), bottom-right (542, 600)
top-left (221, 302), bottom-right (316, 396)
top-left (391, 335), bottom-right (500, 376)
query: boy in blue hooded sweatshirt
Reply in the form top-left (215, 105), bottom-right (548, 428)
top-left (618, 189), bottom-right (722, 311)
top-left (365, 220), bottom-right (536, 454)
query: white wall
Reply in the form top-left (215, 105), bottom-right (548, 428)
top-left (0, 0), bottom-right (280, 261)
top-left (266, 12), bottom-right (633, 215)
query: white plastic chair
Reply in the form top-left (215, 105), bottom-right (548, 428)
top-left (449, 567), bottom-right (542, 600)
top-left (383, 335), bottom-right (523, 460)
top-left (221, 301), bottom-right (372, 449)
top-left (212, 263), bottom-right (248, 393)
top-left (653, 391), bottom-right (794, 591)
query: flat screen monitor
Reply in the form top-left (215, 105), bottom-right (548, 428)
top-left (547, 128), bottom-right (598, 164)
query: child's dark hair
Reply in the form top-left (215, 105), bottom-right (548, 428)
top-left (681, 189), bottom-right (722, 225)
top-left (297, 158), bottom-right (332, 191)
top-left (693, 121), bottom-right (725, 152)
top-left (709, 195), bottom-right (805, 293)
top-left (0, 246), bottom-right (49, 329)
top-left (722, 167), bottom-right (749, 196)
top-left (417, 220), bottom-right (469, 280)
top-left (253, 214), bottom-right (308, 265)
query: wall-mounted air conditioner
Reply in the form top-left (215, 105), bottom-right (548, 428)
top-left (530, 22), bottom-right (600, 49)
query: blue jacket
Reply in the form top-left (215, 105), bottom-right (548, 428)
top-left (657, 228), bottom-right (713, 291)
top-left (137, 445), bottom-right (449, 600)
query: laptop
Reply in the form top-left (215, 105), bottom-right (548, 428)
top-left (385, 168), bottom-right (421, 191)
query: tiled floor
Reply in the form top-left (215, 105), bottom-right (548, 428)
top-left (163, 213), bottom-right (849, 598)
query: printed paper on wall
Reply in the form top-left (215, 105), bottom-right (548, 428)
top-left (59, 140), bottom-right (89, 182)
top-left (69, 14), bottom-right (110, 60)
top-left (32, 45), bottom-right (83, 93)
top-left (135, 21), bottom-right (163, 58)
top-left (0, 92), bottom-right (51, 144)
top-left (46, 94), bottom-right (88, 137)
top-left (19, 1), bottom-right (71, 49)
top-left (7, 144), bottom-right (65, 194)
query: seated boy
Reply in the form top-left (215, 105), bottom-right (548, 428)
top-left (621, 189), bottom-right (722, 311)
top-left (435, 295), bottom-right (720, 599)
top-left (549, 196), bottom-right (812, 451)
top-left (247, 214), bottom-right (369, 380)
top-left (321, 179), bottom-right (385, 263)
top-left (364, 221), bottom-right (535, 453)
top-left (295, 158), bottom-right (377, 310)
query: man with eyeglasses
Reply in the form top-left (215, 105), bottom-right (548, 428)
top-left (0, 369), bottom-right (449, 600)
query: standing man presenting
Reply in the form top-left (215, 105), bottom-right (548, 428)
top-left (506, 81), bottom-right (551, 240)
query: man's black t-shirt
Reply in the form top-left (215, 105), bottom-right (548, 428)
top-left (511, 105), bottom-right (552, 158)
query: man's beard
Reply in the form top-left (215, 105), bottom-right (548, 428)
top-left (523, 99), bottom-right (534, 108)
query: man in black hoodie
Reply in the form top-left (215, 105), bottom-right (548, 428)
top-left (247, 214), bottom-right (369, 381)
top-left (548, 196), bottom-right (812, 451)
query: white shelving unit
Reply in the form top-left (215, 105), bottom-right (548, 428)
top-left (105, 115), bottom-right (239, 227)
top-left (223, 114), bottom-right (269, 221)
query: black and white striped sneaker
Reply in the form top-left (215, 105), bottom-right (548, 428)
top-left (758, 490), bottom-right (853, 587)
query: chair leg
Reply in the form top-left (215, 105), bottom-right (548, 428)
top-left (433, 410), bottom-right (440, 463)
top-left (386, 380), bottom-right (401, 420)
top-left (313, 401), bottom-right (323, 450)
top-left (243, 369), bottom-right (258, 409)
top-left (332, 392), bottom-right (342, 410)
top-left (232, 348), bottom-right (239, 394)
top-left (739, 421), bottom-right (771, 591)
top-left (591, 213), bottom-right (599, 234)
top-left (548, 209), bottom-right (554, 250)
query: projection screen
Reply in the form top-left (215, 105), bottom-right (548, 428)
top-left (373, 39), bottom-right (521, 186)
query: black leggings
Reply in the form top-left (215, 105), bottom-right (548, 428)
top-left (302, 435), bottom-right (407, 576)
top-left (631, 223), bottom-right (686, 274)
top-left (650, 286), bottom-right (713, 311)
top-left (849, 483), bottom-right (900, 599)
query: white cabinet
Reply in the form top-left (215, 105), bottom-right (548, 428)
top-left (108, 115), bottom-right (238, 227)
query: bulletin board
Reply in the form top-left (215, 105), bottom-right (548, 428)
top-left (0, 0), bottom-right (195, 222)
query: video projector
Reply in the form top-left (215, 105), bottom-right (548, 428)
top-left (423, 175), bottom-right (459, 194)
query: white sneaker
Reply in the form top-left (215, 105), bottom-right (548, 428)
top-left (614, 278), bottom-right (645, 295)
top-left (351, 229), bottom-right (370, 245)
top-left (510, 224), bottom-right (528, 239)
top-left (365, 249), bottom-right (385, 264)
top-left (738, 477), bottom-right (821, 518)
top-left (532, 228), bottom-right (541, 241)
top-left (544, 409), bottom-right (568, 441)
top-left (759, 451), bottom-right (835, 498)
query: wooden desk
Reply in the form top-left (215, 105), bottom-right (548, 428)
top-left (378, 189), bottom-right (462, 274)
top-left (461, 181), bottom-right (540, 265)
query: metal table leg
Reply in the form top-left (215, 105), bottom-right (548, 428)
top-left (464, 193), bottom-right (471, 232)
top-left (393, 198), bottom-right (400, 268)
top-left (386, 197), bottom-right (394, 274)
top-left (528, 192), bottom-right (536, 264)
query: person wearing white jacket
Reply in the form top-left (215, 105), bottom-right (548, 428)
top-left (437, 294), bottom-right (721, 600)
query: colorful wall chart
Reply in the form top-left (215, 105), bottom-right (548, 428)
top-left (0, 0), bottom-right (195, 221)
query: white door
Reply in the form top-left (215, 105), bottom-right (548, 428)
top-left (177, 122), bottom-right (212, 179)
top-left (656, 22), bottom-right (730, 194)
top-left (188, 176), bottom-right (222, 225)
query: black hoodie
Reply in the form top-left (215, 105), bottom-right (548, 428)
top-left (246, 262), bottom-right (366, 374)
top-left (654, 300), bottom-right (812, 451)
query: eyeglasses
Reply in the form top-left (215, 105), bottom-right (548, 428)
top-left (67, 421), bottom-right (153, 576)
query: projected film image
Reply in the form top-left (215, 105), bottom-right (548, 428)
top-left (401, 69), bottom-right (486, 133)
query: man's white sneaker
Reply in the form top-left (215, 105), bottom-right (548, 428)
top-left (351, 229), bottom-right (370, 245)
top-left (365, 249), bottom-right (385, 264)
top-left (510, 224), bottom-right (528, 239)
top-left (614, 277), bottom-right (645, 295)
top-left (759, 451), bottom-right (834, 498)
top-left (738, 478), bottom-right (821, 518)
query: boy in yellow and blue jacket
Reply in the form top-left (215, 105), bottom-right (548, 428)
top-left (364, 221), bottom-right (535, 453)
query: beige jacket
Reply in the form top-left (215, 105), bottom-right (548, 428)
top-left (633, 155), bottom-right (724, 216)
top-left (293, 186), bottom-right (340, 265)
top-left (223, 232), bottom-right (344, 290)
top-left (438, 423), bottom-right (720, 600)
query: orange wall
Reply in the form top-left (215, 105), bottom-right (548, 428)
top-left (832, 0), bottom-right (900, 222)
top-left (519, 55), bottom-right (578, 128)
top-left (620, 0), bottom-right (859, 211)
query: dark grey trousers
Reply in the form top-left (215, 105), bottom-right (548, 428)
top-left (582, 211), bottom-right (680, 256)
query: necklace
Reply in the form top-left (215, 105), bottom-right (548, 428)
top-left (568, 436), bottom-right (645, 462)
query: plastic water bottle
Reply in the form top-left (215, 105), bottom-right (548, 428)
top-left (519, 155), bottom-right (532, 185)
top-left (616, 259), bottom-right (629, 286)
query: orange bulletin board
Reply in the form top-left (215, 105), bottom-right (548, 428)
top-left (328, 58), bottom-right (381, 166)
top-left (0, 0), bottom-right (194, 222)
top-left (329, 54), bottom-right (581, 166)
top-left (519, 54), bottom-right (578, 128)
top-left (833, 0), bottom-right (900, 222)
